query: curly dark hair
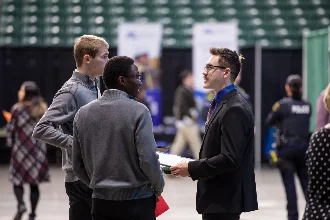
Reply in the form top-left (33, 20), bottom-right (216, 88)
top-left (210, 47), bottom-right (243, 82)
top-left (103, 56), bottom-right (134, 89)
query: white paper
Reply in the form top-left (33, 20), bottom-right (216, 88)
top-left (157, 152), bottom-right (194, 167)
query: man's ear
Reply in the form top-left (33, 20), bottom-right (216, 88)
top-left (83, 55), bottom-right (90, 64)
top-left (285, 84), bottom-right (291, 95)
top-left (118, 76), bottom-right (125, 86)
top-left (224, 68), bottom-right (231, 78)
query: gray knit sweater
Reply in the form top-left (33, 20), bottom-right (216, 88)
top-left (72, 89), bottom-right (164, 200)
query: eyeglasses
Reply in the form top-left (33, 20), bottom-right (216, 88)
top-left (204, 64), bottom-right (227, 72)
top-left (124, 74), bottom-right (142, 81)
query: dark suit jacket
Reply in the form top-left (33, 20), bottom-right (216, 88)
top-left (188, 89), bottom-right (258, 214)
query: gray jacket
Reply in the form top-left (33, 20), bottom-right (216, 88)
top-left (33, 71), bottom-right (99, 182)
top-left (72, 89), bottom-right (164, 200)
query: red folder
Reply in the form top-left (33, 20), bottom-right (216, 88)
top-left (155, 195), bottom-right (169, 217)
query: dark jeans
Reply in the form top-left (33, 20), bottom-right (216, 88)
top-left (202, 213), bottom-right (240, 220)
top-left (65, 180), bottom-right (93, 220)
top-left (92, 196), bottom-right (156, 220)
top-left (278, 145), bottom-right (308, 220)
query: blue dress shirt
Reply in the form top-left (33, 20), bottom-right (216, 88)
top-left (211, 84), bottom-right (236, 116)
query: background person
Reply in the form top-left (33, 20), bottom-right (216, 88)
top-left (303, 83), bottom-right (330, 219)
top-left (266, 75), bottom-right (311, 220)
top-left (72, 56), bottom-right (164, 220)
top-left (171, 69), bottom-right (201, 159)
top-left (33, 35), bottom-right (109, 220)
top-left (7, 81), bottom-right (49, 220)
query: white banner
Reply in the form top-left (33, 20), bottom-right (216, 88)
top-left (192, 22), bottom-right (238, 91)
top-left (117, 23), bottom-right (163, 126)
top-left (118, 23), bottom-right (163, 59)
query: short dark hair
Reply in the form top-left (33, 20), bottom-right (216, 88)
top-left (103, 56), bottom-right (134, 89)
top-left (209, 47), bottom-right (243, 82)
top-left (179, 69), bottom-right (192, 80)
top-left (286, 74), bottom-right (302, 88)
top-left (286, 74), bottom-right (302, 98)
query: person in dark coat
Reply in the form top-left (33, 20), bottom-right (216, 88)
top-left (170, 47), bottom-right (258, 220)
top-left (171, 69), bottom-right (201, 159)
top-left (266, 75), bottom-right (311, 220)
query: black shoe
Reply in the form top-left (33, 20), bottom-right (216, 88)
top-left (13, 204), bottom-right (26, 220)
top-left (29, 213), bottom-right (36, 220)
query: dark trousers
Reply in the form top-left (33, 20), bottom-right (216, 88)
top-left (92, 196), bottom-right (156, 220)
top-left (202, 213), bottom-right (240, 220)
top-left (65, 180), bottom-right (93, 220)
top-left (278, 145), bottom-right (308, 220)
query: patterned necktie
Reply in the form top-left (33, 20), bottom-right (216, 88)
top-left (206, 99), bottom-right (216, 123)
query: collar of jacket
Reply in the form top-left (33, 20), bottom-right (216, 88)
top-left (72, 71), bottom-right (98, 87)
top-left (102, 89), bottom-right (136, 100)
top-left (205, 89), bottom-right (238, 127)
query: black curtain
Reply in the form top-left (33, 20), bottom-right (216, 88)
top-left (0, 48), bottom-right (4, 126)
top-left (261, 48), bottom-right (302, 161)
top-left (0, 47), bottom-right (76, 126)
top-left (160, 48), bottom-right (193, 117)
top-left (240, 47), bottom-right (256, 111)
top-left (0, 47), bottom-right (264, 127)
top-left (0, 47), bottom-right (302, 164)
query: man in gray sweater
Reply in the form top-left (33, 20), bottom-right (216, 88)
top-left (33, 35), bottom-right (109, 220)
top-left (72, 56), bottom-right (164, 220)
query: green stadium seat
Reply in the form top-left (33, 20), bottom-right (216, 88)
top-left (162, 37), bottom-right (177, 47)
top-left (0, 35), bottom-right (20, 46)
top-left (21, 35), bottom-right (43, 45)
top-left (0, 0), bottom-right (329, 47)
top-left (178, 38), bottom-right (192, 48)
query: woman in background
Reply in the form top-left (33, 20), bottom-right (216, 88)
top-left (303, 83), bottom-right (330, 219)
top-left (6, 81), bottom-right (49, 220)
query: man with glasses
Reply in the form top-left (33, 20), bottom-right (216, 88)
top-left (72, 56), bottom-right (164, 220)
top-left (170, 47), bottom-right (258, 220)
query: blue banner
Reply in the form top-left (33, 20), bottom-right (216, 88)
top-left (146, 89), bottom-right (162, 126)
top-left (264, 127), bottom-right (275, 160)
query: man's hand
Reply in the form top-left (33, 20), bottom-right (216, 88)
top-left (170, 160), bottom-right (190, 177)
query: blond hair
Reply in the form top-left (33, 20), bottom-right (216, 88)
top-left (30, 98), bottom-right (48, 119)
top-left (14, 98), bottom-right (48, 120)
top-left (323, 83), bottom-right (330, 112)
top-left (73, 35), bottom-right (109, 67)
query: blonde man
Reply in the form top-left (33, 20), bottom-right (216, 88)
top-left (33, 35), bottom-right (109, 220)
